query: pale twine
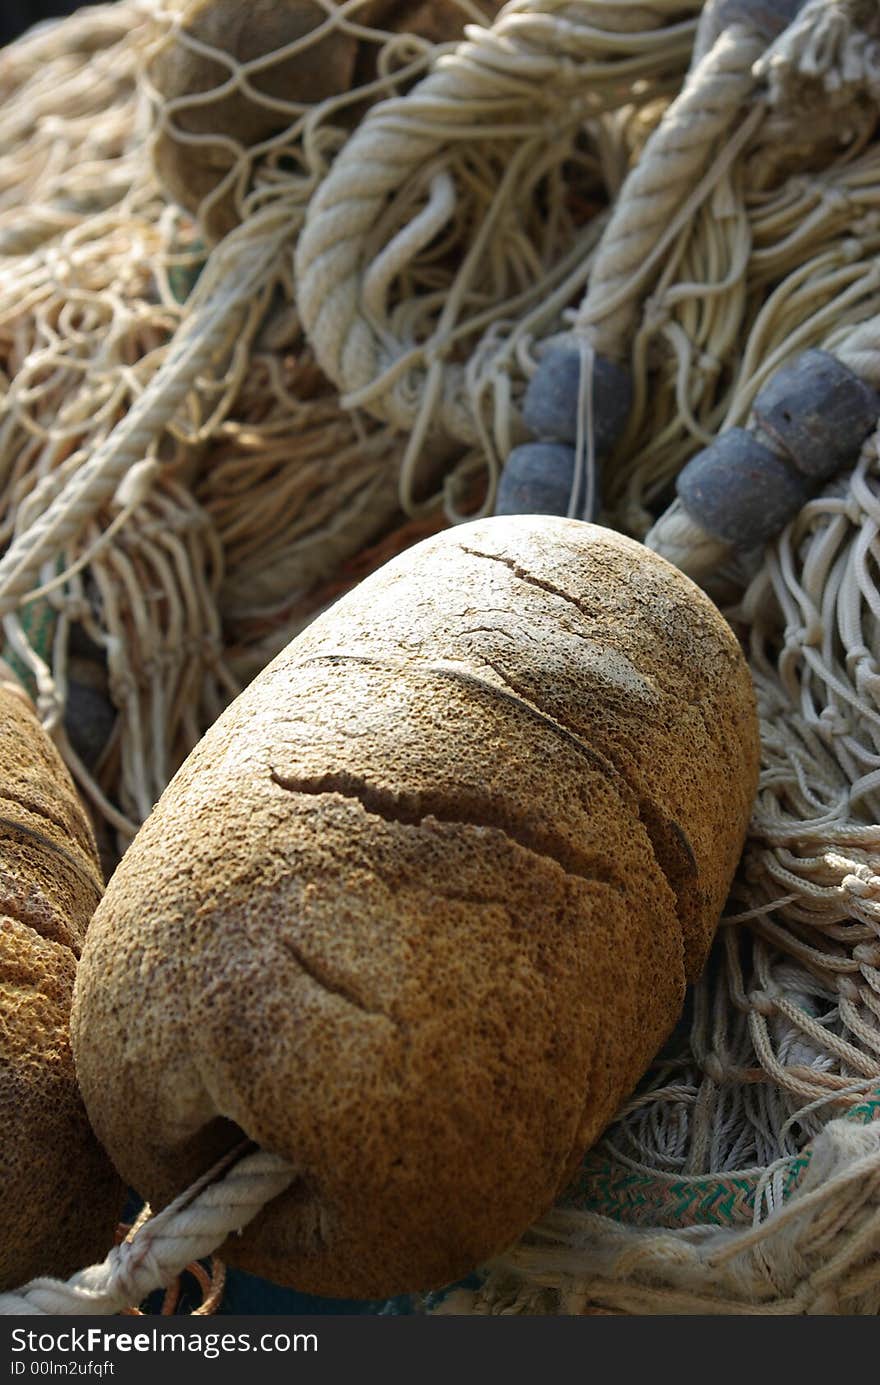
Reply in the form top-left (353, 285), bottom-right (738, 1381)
top-left (1, 0), bottom-right (694, 863)
top-left (0, 203), bottom-right (290, 622)
top-left (610, 0), bottom-right (880, 548)
top-left (0, 1), bottom-right (463, 850)
top-left (645, 295), bottom-right (880, 580)
top-left (0, 1148), bottom-right (295, 1317)
top-left (293, 0), bottom-right (880, 533)
top-left (573, 0), bottom-right (880, 363)
top-left (571, 21), bottom-right (766, 357)
top-left (2, 0), bottom-right (880, 1320)
top-left (0, 1), bottom-right (149, 259)
top-left (294, 0), bottom-right (702, 483)
top-left (643, 0), bottom-right (880, 578)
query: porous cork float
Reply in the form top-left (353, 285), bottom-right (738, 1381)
top-left (71, 515), bottom-right (759, 1298)
top-left (0, 672), bottom-right (123, 1290)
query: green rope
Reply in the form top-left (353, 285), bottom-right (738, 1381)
top-left (568, 1088), bottom-right (880, 1229)
top-left (2, 594), bottom-right (59, 701)
top-left (167, 241), bottom-right (206, 305)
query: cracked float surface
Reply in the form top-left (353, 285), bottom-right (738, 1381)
top-left (72, 516), bottom-right (759, 1298)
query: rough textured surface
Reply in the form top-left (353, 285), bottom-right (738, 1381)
top-left (677, 426), bottom-right (810, 547)
top-left (72, 517), bottom-right (759, 1299)
top-left (753, 348), bottom-right (880, 481)
top-left (521, 345), bottom-right (633, 453)
top-left (150, 0), bottom-right (505, 241)
top-left (0, 683), bottom-right (124, 1290)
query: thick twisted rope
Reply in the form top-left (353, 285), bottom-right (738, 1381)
top-left (645, 311), bottom-right (880, 578)
top-left (0, 203), bottom-right (291, 620)
top-left (0, 1147), bottom-right (295, 1316)
top-left (295, 0), bottom-right (700, 445)
top-left (572, 21), bottom-right (766, 357)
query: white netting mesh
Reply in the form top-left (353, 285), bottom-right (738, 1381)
top-left (2, 0), bottom-right (880, 1318)
top-left (0, 0), bottom-right (511, 853)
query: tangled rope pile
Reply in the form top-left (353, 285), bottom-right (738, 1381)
top-left (2, 0), bottom-right (880, 1317)
top-left (296, 0), bottom-right (704, 512)
top-left (296, 0), bottom-right (880, 537)
top-left (0, 3), bottom-right (145, 260)
top-left (0, 0), bottom-right (497, 856)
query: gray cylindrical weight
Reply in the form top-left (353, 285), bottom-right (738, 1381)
top-left (754, 349), bottom-right (880, 481)
top-left (495, 442), bottom-right (600, 521)
top-left (677, 427), bottom-right (810, 548)
top-left (522, 345), bottom-right (632, 454)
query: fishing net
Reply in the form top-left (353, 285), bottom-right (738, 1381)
top-left (2, 0), bottom-right (880, 1317)
top-left (295, 0), bottom-right (880, 536)
top-left (0, 0), bottom-right (504, 858)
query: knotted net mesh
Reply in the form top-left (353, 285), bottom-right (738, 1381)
top-left (1, 0), bottom-right (880, 1316)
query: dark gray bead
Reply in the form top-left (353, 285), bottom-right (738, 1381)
top-left (495, 442), bottom-right (600, 521)
top-left (754, 349), bottom-right (880, 481)
top-left (65, 659), bottom-right (116, 770)
top-left (522, 345), bottom-right (632, 454)
top-left (677, 427), bottom-right (810, 548)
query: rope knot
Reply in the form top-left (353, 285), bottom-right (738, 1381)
top-left (818, 704), bottom-right (850, 737)
top-left (642, 293), bottom-right (671, 333)
top-left (843, 871), bottom-right (880, 899)
top-left (696, 350), bottom-right (723, 378)
top-left (840, 234), bottom-right (866, 262)
top-left (749, 987), bottom-right (778, 1015)
top-left (822, 184), bottom-right (851, 213)
top-left (844, 644), bottom-right (874, 676)
top-left (703, 1052), bottom-right (726, 1082)
top-left (783, 620), bottom-right (822, 650)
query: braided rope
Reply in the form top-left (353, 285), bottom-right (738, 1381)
top-left (295, 0), bottom-right (701, 443)
top-left (0, 205), bottom-right (291, 621)
top-left (572, 23), bottom-right (766, 357)
top-left (0, 1147), bottom-right (295, 1317)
